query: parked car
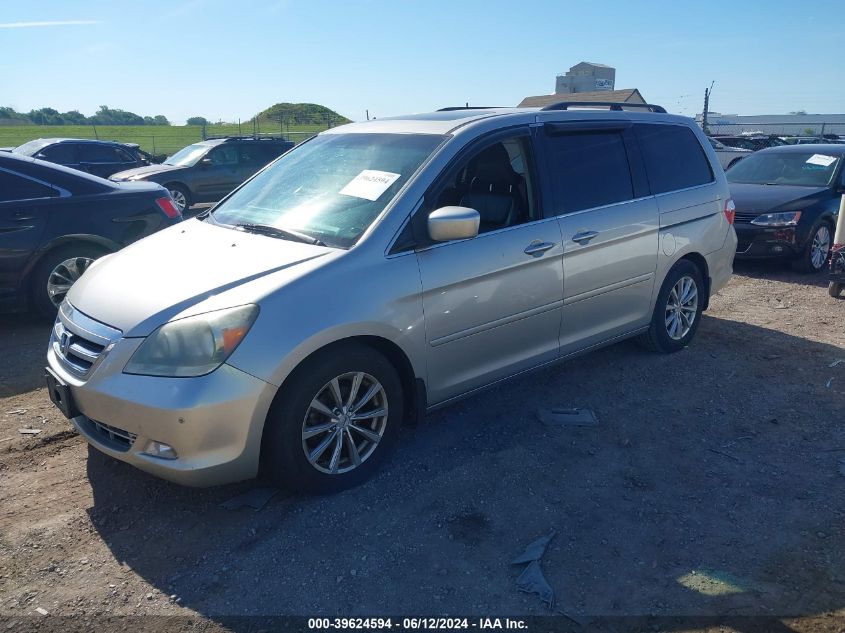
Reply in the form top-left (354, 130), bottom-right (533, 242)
top-left (110, 137), bottom-right (295, 212)
top-left (45, 104), bottom-right (737, 492)
top-left (12, 138), bottom-right (150, 178)
top-left (0, 152), bottom-right (181, 317)
top-left (780, 136), bottom-right (831, 145)
top-left (707, 137), bottom-right (753, 169)
top-left (728, 144), bottom-right (843, 272)
top-left (712, 135), bottom-right (786, 151)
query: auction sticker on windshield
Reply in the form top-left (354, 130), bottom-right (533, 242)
top-left (806, 154), bottom-right (836, 167)
top-left (340, 170), bottom-right (401, 201)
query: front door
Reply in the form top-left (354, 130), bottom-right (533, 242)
top-left (193, 145), bottom-right (242, 201)
top-left (538, 121), bottom-right (659, 354)
top-left (414, 131), bottom-right (564, 403)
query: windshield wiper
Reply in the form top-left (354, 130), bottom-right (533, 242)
top-left (233, 223), bottom-right (326, 246)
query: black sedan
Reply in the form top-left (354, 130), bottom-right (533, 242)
top-left (0, 152), bottom-right (181, 317)
top-left (727, 145), bottom-right (843, 272)
top-left (12, 138), bottom-right (150, 178)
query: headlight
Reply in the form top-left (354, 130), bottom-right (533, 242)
top-left (750, 211), bottom-right (802, 226)
top-left (124, 305), bottom-right (258, 377)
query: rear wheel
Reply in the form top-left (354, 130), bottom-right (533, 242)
top-left (638, 259), bottom-right (705, 353)
top-left (30, 244), bottom-right (108, 319)
top-left (261, 343), bottom-right (404, 493)
top-left (792, 222), bottom-right (831, 273)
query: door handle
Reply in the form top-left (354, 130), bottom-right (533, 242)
top-left (12, 212), bottom-right (36, 222)
top-left (524, 240), bottom-right (556, 256)
top-left (572, 230), bottom-right (599, 245)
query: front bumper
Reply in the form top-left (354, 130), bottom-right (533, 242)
top-left (733, 223), bottom-right (802, 259)
top-left (47, 332), bottom-right (277, 487)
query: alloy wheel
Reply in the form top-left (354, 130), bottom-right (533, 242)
top-left (169, 188), bottom-right (187, 212)
top-left (47, 257), bottom-right (94, 308)
top-left (301, 372), bottom-right (388, 475)
top-left (810, 225), bottom-right (831, 271)
top-left (665, 275), bottom-right (698, 340)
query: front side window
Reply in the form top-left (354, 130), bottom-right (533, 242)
top-left (636, 124), bottom-right (714, 194)
top-left (208, 146), bottom-right (239, 166)
top-left (211, 133), bottom-right (445, 249)
top-left (425, 135), bottom-right (538, 234)
top-left (727, 151), bottom-right (840, 187)
top-left (38, 144), bottom-right (77, 164)
top-left (544, 130), bottom-right (634, 213)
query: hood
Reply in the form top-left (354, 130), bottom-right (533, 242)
top-left (729, 183), bottom-right (830, 214)
top-left (111, 163), bottom-right (184, 181)
top-left (67, 218), bottom-right (333, 335)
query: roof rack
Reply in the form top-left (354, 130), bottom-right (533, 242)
top-left (437, 106), bottom-right (506, 112)
top-left (202, 135), bottom-right (290, 141)
top-left (539, 101), bottom-right (667, 114)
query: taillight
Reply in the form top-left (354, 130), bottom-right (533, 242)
top-left (723, 198), bottom-right (736, 225)
top-left (155, 196), bottom-right (181, 219)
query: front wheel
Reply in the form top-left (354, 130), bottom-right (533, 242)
top-left (638, 259), bottom-right (705, 353)
top-left (792, 222), bottom-right (832, 273)
top-left (261, 343), bottom-right (404, 493)
top-left (165, 183), bottom-right (191, 213)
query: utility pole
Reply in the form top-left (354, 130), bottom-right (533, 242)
top-left (702, 81), bottom-right (714, 135)
top-left (366, 109), bottom-right (369, 121)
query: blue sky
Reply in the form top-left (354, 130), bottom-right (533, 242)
top-left (1, 0), bottom-right (842, 124)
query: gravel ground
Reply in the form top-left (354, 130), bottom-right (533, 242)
top-left (0, 260), bottom-right (843, 632)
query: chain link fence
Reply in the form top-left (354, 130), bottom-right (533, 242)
top-left (703, 121), bottom-right (845, 138)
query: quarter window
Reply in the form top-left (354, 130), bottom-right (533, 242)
top-left (543, 130), bottom-right (634, 214)
top-left (635, 124), bottom-right (714, 194)
top-left (0, 170), bottom-right (57, 202)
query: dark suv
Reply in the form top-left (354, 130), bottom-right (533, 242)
top-left (12, 139), bottom-right (149, 178)
top-left (110, 137), bottom-right (295, 212)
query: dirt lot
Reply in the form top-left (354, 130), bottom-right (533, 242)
top-left (1, 261), bottom-right (843, 632)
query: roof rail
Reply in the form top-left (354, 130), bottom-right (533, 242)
top-left (539, 101), bottom-right (667, 114)
top-left (202, 135), bottom-right (289, 141)
top-left (437, 106), bottom-right (506, 112)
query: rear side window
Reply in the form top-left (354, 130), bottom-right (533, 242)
top-left (0, 170), bottom-right (57, 202)
top-left (80, 144), bottom-right (123, 163)
top-left (543, 130), bottom-right (634, 214)
top-left (635, 124), bottom-right (714, 194)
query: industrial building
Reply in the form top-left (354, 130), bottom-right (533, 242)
top-left (554, 62), bottom-right (616, 94)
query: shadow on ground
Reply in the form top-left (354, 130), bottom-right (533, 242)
top-left (0, 313), bottom-right (52, 397)
top-left (82, 315), bottom-right (845, 630)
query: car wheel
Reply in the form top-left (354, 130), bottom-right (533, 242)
top-left (792, 222), bottom-right (831, 273)
top-left (30, 245), bottom-right (108, 319)
top-left (165, 183), bottom-right (190, 213)
top-left (830, 282), bottom-right (844, 298)
top-left (637, 259), bottom-right (705, 354)
top-left (261, 343), bottom-right (404, 493)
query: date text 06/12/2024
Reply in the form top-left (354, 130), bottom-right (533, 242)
top-left (307, 618), bottom-right (528, 630)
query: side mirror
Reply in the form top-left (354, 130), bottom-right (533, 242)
top-left (200, 157), bottom-right (213, 167)
top-left (428, 206), bottom-right (480, 242)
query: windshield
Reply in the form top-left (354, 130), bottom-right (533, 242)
top-left (164, 143), bottom-right (210, 167)
top-left (13, 140), bottom-right (49, 156)
top-left (727, 151), bottom-right (840, 187)
top-left (211, 132), bottom-right (445, 249)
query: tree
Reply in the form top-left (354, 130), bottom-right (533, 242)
top-left (186, 116), bottom-right (208, 126)
top-left (152, 115), bottom-right (170, 125)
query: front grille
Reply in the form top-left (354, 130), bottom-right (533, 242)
top-left (734, 211), bottom-right (759, 224)
top-left (51, 302), bottom-right (122, 378)
top-left (81, 417), bottom-right (137, 452)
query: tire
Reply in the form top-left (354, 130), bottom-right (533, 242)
top-left (791, 222), bottom-right (832, 273)
top-left (30, 244), bottom-right (108, 320)
top-left (830, 282), bottom-right (844, 298)
top-left (261, 343), bottom-right (404, 493)
top-left (638, 259), bottom-right (705, 354)
top-left (164, 183), bottom-right (191, 213)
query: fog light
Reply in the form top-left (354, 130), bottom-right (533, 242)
top-left (143, 440), bottom-right (178, 460)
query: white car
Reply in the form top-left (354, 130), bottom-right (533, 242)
top-left (708, 137), bottom-right (752, 170)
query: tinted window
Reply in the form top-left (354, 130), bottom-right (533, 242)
top-left (0, 170), bottom-right (57, 202)
top-left (636, 124), bottom-right (714, 194)
top-left (208, 146), bottom-right (239, 166)
top-left (79, 144), bottom-right (122, 163)
top-left (39, 144), bottom-right (77, 164)
top-left (543, 130), bottom-right (633, 213)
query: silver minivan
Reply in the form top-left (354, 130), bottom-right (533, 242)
top-left (45, 105), bottom-right (738, 492)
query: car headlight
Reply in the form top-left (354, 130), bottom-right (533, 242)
top-left (124, 305), bottom-right (258, 377)
top-left (750, 211), bottom-right (802, 226)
